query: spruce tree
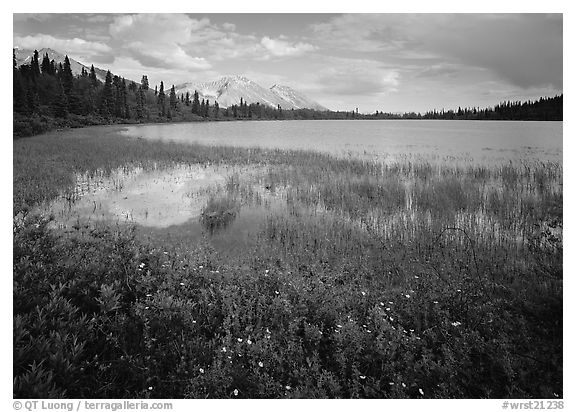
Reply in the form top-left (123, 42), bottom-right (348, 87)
top-left (99, 70), bottom-right (114, 117)
top-left (192, 90), bottom-right (200, 114)
top-left (141, 75), bottom-right (149, 90)
top-left (61, 56), bottom-right (74, 96)
top-left (53, 81), bottom-right (69, 118)
top-left (169, 85), bottom-right (177, 110)
top-left (214, 101), bottom-right (219, 118)
top-left (157, 81), bottom-right (166, 117)
top-left (89, 65), bottom-right (98, 87)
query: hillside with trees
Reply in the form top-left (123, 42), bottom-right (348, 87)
top-left (13, 49), bottom-right (562, 138)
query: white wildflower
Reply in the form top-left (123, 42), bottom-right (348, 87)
top-left (199, 368), bottom-right (204, 373)
top-left (233, 389), bottom-right (239, 396)
top-left (451, 321), bottom-right (462, 327)
top-left (237, 338), bottom-right (243, 342)
top-left (258, 361), bottom-right (264, 368)
top-left (419, 388), bottom-right (424, 395)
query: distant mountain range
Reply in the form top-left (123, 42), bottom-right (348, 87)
top-left (14, 47), bottom-right (327, 111)
top-left (175, 75), bottom-right (327, 110)
top-left (14, 47), bottom-right (109, 83)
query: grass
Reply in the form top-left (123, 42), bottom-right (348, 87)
top-left (13, 126), bottom-right (562, 398)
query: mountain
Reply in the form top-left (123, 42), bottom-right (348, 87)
top-left (14, 47), bottom-right (109, 83)
top-left (270, 84), bottom-right (327, 111)
top-left (175, 75), bottom-right (326, 111)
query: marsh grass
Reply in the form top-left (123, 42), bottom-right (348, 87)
top-left (13, 127), bottom-right (562, 398)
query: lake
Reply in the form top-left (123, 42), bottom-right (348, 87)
top-left (42, 119), bottom-right (562, 255)
top-left (121, 119), bottom-right (562, 164)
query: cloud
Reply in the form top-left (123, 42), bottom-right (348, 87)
top-left (13, 34), bottom-right (111, 56)
top-left (310, 14), bottom-right (562, 90)
top-left (108, 14), bottom-right (212, 71)
top-left (314, 59), bottom-right (400, 96)
top-left (260, 36), bottom-right (316, 57)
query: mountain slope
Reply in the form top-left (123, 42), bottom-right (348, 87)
top-left (14, 48), bottom-right (109, 83)
top-left (175, 75), bottom-right (326, 110)
top-left (270, 84), bottom-right (327, 111)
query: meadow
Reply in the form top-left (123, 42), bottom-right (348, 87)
top-left (13, 126), bottom-right (562, 398)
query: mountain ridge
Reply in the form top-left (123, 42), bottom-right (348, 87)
top-left (175, 75), bottom-right (326, 111)
top-left (14, 47), bottom-right (327, 111)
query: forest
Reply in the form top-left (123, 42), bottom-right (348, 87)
top-left (13, 49), bottom-right (563, 139)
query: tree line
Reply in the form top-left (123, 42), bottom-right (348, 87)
top-left (13, 49), bottom-right (562, 138)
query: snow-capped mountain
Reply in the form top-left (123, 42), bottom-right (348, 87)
top-left (270, 84), bottom-right (327, 111)
top-left (175, 75), bottom-right (326, 110)
top-left (14, 47), bottom-right (109, 83)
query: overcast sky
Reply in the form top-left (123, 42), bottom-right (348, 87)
top-left (13, 13), bottom-right (563, 113)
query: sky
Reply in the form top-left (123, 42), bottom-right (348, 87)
top-left (13, 13), bottom-right (563, 113)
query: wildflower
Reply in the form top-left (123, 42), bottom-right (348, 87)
top-left (192, 320), bottom-right (197, 324)
top-left (405, 294), bottom-right (411, 298)
top-left (237, 338), bottom-right (243, 343)
top-left (456, 289), bottom-right (461, 292)
top-left (258, 361), bottom-right (264, 368)
top-left (139, 263), bottom-right (145, 268)
top-left (180, 282), bottom-right (185, 286)
top-left (389, 317), bottom-right (394, 321)
top-left (433, 301), bottom-right (439, 304)
top-left (389, 301), bottom-right (394, 305)
top-left (275, 291), bottom-right (279, 295)
top-left (199, 368), bottom-right (204, 374)
top-left (451, 321), bottom-right (462, 327)
top-left (409, 329), bottom-right (414, 332)
top-left (360, 375), bottom-right (366, 380)
top-left (233, 389), bottom-right (239, 396)
top-left (361, 291), bottom-right (366, 296)
top-left (222, 347), bottom-right (227, 352)
top-left (336, 324), bottom-right (343, 328)
top-left (380, 302), bottom-right (385, 306)
top-left (286, 385), bottom-right (292, 390)
top-left (265, 269), bottom-right (270, 274)
top-left (402, 383), bottom-right (406, 388)
top-left (247, 339), bottom-right (252, 345)
top-left (419, 388), bottom-right (424, 396)
top-left (145, 306), bottom-right (149, 310)
top-left (389, 382), bottom-right (394, 385)
top-left (199, 265), bottom-right (203, 269)
top-left (386, 307), bottom-right (391, 311)
top-left (414, 275), bottom-right (419, 279)
top-left (266, 327), bottom-right (271, 334)
top-left (148, 386), bottom-right (153, 390)
top-left (163, 251), bottom-right (168, 255)
top-left (146, 293), bottom-right (152, 297)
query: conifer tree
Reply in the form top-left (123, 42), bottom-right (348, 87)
top-left (204, 99), bottom-right (210, 117)
top-left (192, 90), bottom-right (200, 114)
top-left (41, 53), bottom-right (52, 75)
top-left (53, 81), bottom-right (69, 118)
top-left (169, 85), bottom-right (177, 110)
top-left (185, 91), bottom-right (190, 106)
top-left (99, 70), bottom-right (114, 117)
top-left (157, 81), bottom-right (166, 117)
top-left (61, 56), bottom-right (74, 96)
top-left (141, 75), bottom-right (149, 90)
top-left (89, 65), bottom-right (98, 88)
top-left (213, 101), bottom-right (219, 118)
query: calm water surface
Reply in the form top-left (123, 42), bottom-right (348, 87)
top-left (46, 120), bottom-right (562, 254)
top-left (122, 120), bottom-right (562, 164)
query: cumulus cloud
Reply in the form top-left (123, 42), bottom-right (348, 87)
top-left (260, 36), bottom-right (316, 57)
top-left (108, 14), bottom-right (212, 71)
top-left (14, 34), bottom-right (111, 55)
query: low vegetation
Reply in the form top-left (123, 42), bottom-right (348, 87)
top-left (13, 128), bottom-right (562, 398)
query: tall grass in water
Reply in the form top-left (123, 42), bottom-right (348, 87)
top-left (13, 128), bottom-right (562, 398)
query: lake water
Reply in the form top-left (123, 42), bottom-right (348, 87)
top-left (121, 119), bottom-right (562, 164)
top-left (44, 120), bottom-right (562, 255)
